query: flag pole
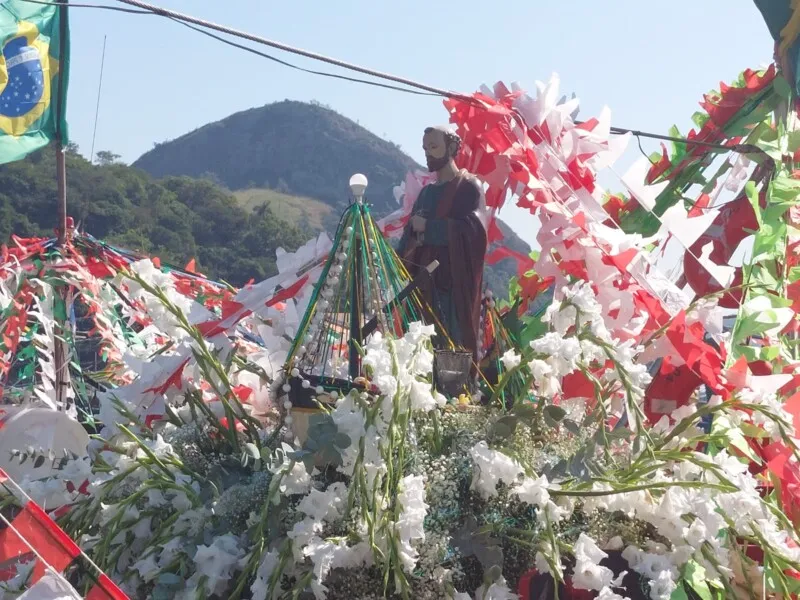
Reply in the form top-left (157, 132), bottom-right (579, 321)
top-left (55, 0), bottom-right (68, 245)
top-left (54, 0), bottom-right (71, 412)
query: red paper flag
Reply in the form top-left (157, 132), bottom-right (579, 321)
top-left (0, 502), bottom-right (80, 586)
top-left (86, 573), bottom-right (130, 600)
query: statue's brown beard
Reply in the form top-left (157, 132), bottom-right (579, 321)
top-left (425, 154), bottom-right (449, 172)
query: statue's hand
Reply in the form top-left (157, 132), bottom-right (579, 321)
top-left (410, 215), bottom-right (427, 233)
top-left (403, 236), bottom-right (420, 260)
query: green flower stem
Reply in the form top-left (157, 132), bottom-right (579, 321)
top-left (548, 479), bottom-right (736, 498)
top-left (117, 424), bottom-right (176, 482)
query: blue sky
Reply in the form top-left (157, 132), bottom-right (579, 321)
top-left (65, 1), bottom-right (775, 247)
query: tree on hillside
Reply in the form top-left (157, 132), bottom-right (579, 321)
top-left (95, 150), bottom-right (122, 166)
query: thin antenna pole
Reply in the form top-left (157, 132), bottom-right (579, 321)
top-left (89, 34), bottom-right (107, 164)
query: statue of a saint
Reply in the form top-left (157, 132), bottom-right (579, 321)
top-left (398, 126), bottom-right (487, 363)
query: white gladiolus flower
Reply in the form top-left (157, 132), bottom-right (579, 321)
top-left (501, 349), bottom-right (522, 370)
top-left (513, 475), bottom-right (550, 509)
top-left (396, 474), bottom-right (429, 571)
top-left (475, 578), bottom-right (519, 600)
top-left (470, 442), bottom-right (524, 499)
top-left (192, 534), bottom-right (245, 596)
top-left (571, 534), bottom-right (616, 591)
top-left (251, 550), bottom-right (280, 600)
top-left (597, 587), bottom-right (628, 600)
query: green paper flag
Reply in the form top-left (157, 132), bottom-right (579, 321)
top-left (0, 0), bottom-right (69, 164)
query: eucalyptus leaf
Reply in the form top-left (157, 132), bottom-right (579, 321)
top-left (288, 450), bottom-right (314, 462)
top-left (473, 543), bottom-right (503, 570)
top-left (544, 459), bottom-right (568, 479)
top-left (152, 586), bottom-right (176, 600)
top-left (453, 516), bottom-right (479, 557)
top-left (489, 416), bottom-right (518, 440)
top-left (562, 419), bottom-right (580, 435)
top-left (333, 433), bottom-right (351, 449)
top-left (544, 405), bottom-right (566, 422)
top-left (543, 405), bottom-right (567, 428)
top-left (317, 446), bottom-right (343, 467)
top-left (511, 403), bottom-right (539, 423)
top-left (484, 564), bottom-right (503, 583)
top-left (157, 573), bottom-right (183, 586)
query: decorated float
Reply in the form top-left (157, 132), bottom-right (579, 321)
top-left (4, 4), bottom-right (800, 599)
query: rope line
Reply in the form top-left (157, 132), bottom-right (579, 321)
top-left (17, 0), bottom-right (770, 155)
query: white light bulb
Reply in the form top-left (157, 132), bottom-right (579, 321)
top-left (282, 383), bottom-right (291, 392)
top-left (290, 368), bottom-right (300, 378)
top-left (349, 173), bottom-right (368, 199)
top-left (301, 379), bottom-right (310, 389)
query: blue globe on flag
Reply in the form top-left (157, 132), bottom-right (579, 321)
top-left (0, 35), bottom-right (45, 122)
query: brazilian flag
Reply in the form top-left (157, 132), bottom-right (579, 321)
top-left (0, 0), bottom-right (69, 165)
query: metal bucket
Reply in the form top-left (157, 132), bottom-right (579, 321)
top-left (433, 350), bottom-right (472, 397)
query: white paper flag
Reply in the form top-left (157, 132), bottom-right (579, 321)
top-left (17, 571), bottom-right (83, 600)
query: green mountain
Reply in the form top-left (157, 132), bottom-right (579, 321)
top-left (0, 145), bottom-right (308, 286)
top-left (132, 99), bottom-right (533, 295)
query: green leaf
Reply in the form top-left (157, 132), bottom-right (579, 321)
top-left (728, 428), bottom-right (761, 463)
top-left (775, 75), bottom-right (792, 100)
top-left (744, 181), bottom-right (762, 228)
top-left (684, 560), bottom-right (713, 600)
top-left (670, 584), bottom-right (690, 600)
top-left (33, 455), bottom-right (46, 469)
top-left (562, 419), bottom-right (580, 435)
top-left (769, 174), bottom-right (800, 209)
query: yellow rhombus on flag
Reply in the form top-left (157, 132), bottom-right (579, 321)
top-left (0, 0), bottom-right (69, 165)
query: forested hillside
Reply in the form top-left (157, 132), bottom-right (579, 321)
top-left (0, 145), bottom-right (308, 286)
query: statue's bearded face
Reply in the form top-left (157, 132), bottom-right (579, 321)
top-left (423, 129), bottom-right (451, 172)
